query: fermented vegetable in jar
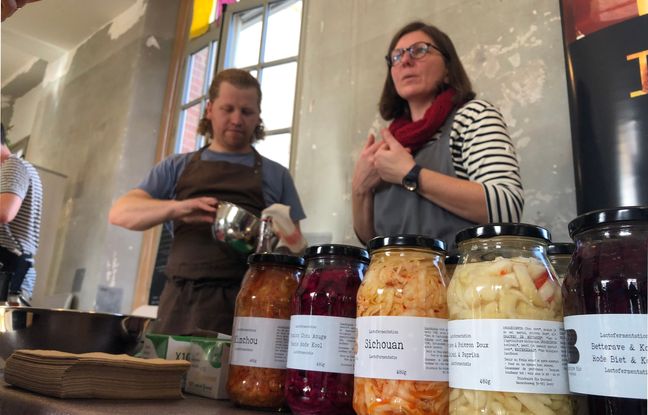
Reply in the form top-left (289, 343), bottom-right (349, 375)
top-left (547, 243), bottom-right (575, 286)
top-left (228, 254), bottom-right (304, 411)
top-left (564, 207), bottom-right (647, 415)
top-left (353, 235), bottom-right (449, 415)
top-left (447, 224), bottom-right (571, 415)
top-left (285, 244), bottom-right (368, 415)
top-left (446, 253), bottom-right (460, 280)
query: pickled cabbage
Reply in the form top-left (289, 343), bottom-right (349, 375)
top-left (228, 263), bottom-right (299, 409)
top-left (285, 263), bottom-right (362, 414)
top-left (447, 256), bottom-right (571, 415)
top-left (354, 249), bottom-right (449, 415)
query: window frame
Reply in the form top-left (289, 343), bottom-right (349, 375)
top-left (217, 0), bottom-right (304, 169)
top-left (172, 0), bottom-right (305, 167)
top-left (173, 13), bottom-right (223, 154)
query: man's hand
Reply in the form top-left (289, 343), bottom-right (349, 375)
top-left (374, 128), bottom-right (415, 185)
top-left (109, 190), bottom-right (217, 231)
top-left (173, 197), bottom-right (218, 224)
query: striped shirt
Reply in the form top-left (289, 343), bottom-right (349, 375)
top-left (0, 155), bottom-right (43, 298)
top-left (443, 99), bottom-right (524, 222)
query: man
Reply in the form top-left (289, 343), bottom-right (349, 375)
top-left (0, 123), bottom-right (43, 302)
top-left (109, 69), bottom-right (306, 335)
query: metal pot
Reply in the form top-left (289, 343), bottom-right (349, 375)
top-left (0, 307), bottom-right (151, 364)
top-left (211, 201), bottom-right (260, 254)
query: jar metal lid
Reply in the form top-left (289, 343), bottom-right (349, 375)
top-left (568, 206), bottom-right (648, 238)
top-left (367, 234), bottom-right (446, 253)
top-left (248, 253), bottom-right (305, 267)
top-left (304, 244), bottom-right (370, 263)
top-left (547, 242), bottom-right (575, 255)
top-left (445, 253), bottom-right (461, 264)
top-left (455, 223), bottom-right (551, 244)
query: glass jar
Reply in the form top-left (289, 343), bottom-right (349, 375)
top-left (547, 243), bottom-right (575, 286)
top-left (353, 235), bottom-right (449, 415)
top-left (564, 206), bottom-right (647, 414)
top-left (285, 244), bottom-right (368, 415)
top-left (228, 254), bottom-right (304, 411)
top-left (447, 224), bottom-right (571, 415)
top-left (446, 253), bottom-right (460, 280)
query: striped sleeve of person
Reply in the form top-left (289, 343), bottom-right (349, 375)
top-left (1, 157), bottom-right (30, 196)
top-left (0, 158), bottom-right (43, 255)
top-left (449, 100), bottom-right (524, 223)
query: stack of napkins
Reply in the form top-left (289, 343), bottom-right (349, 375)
top-left (4, 349), bottom-right (190, 399)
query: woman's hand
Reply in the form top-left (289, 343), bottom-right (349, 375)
top-left (352, 134), bottom-right (384, 195)
top-left (374, 128), bottom-right (415, 185)
top-left (352, 134), bottom-right (383, 244)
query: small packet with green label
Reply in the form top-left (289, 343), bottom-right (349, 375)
top-left (185, 338), bottom-right (231, 399)
top-left (139, 333), bottom-right (231, 399)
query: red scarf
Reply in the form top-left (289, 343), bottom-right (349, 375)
top-left (388, 88), bottom-right (456, 152)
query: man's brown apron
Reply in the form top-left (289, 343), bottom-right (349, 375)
top-left (153, 146), bottom-right (265, 336)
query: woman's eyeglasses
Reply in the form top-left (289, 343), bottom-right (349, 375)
top-left (386, 42), bottom-right (446, 67)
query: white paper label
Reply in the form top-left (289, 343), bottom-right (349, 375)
top-left (448, 319), bottom-right (569, 394)
top-left (564, 314), bottom-right (647, 399)
top-left (354, 316), bottom-right (448, 381)
top-left (229, 317), bottom-right (290, 369)
top-left (286, 315), bottom-right (355, 374)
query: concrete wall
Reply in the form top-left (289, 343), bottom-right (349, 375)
top-left (3, 0), bottom-right (179, 313)
top-left (294, 0), bottom-right (577, 245)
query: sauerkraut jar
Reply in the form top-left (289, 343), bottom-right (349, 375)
top-left (447, 224), bottom-right (571, 415)
top-left (446, 253), bottom-right (460, 280)
top-left (285, 244), bottom-right (369, 415)
top-left (564, 207), bottom-right (647, 414)
top-left (547, 243), bottom-right (574, 286)
top-left (228, 253), bottom-right (304, 411)
top-left (354, 235), bottom-right (449, 415)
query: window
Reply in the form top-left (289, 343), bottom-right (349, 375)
top-left (174, 0), bottom-right (303, 168)
top-left (175, 40), bottom-right (219, 154)
top-left (220, 0), bottom-right (302, 168)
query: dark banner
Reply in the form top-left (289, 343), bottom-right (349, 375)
top-left (561, 1), bottom-right (648, 213)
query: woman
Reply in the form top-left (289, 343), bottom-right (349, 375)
top-left (352, 22), bottom-right (524, 248)
top-left (110, 69), bottom-right (305, 335)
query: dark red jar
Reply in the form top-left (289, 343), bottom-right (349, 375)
top-left (285, 244), bottom-right (369, 415)
top-left (564, 206), bottom-right (647, 415)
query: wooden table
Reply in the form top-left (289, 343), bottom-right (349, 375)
top-left (0, 382), bottom-right (280, 415)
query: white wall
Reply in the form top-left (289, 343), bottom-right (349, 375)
top-left (7, 85), bottom-right (43, 143)
top-left (3, 1), bottom-right (179, 314)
